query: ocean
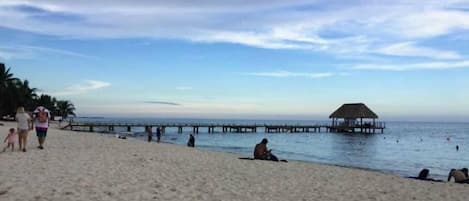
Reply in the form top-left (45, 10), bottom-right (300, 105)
top-left (73, 117), bottom-right (469, 180)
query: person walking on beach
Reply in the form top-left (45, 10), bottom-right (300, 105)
top-left (156, 127), bottom-right (162, 143)
top-left (15, 107), bottom-right (32, 152)
top-left (254, 138), bottom-right (278, 161)
top-left (447, 168), bottom-right (469, 184)
top-left (187, 134), bottom-right (195, 147)
top-left (2, 128), bottom-right (17, 152)
top-left (147, 127), bottom-right (152, 142)
top-left (33, 106), bottom-right (50, 150)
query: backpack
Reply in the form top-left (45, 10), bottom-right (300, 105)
top-left (38, 109), bottom-right (49, 123)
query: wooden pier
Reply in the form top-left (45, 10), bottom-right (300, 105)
top-left (62, 122), bottom-right (385, 134)
top-left (62, 103), bottom-right (387, 135)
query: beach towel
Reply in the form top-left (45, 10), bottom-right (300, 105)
top-left (239, 157), bottom-right (288, 163)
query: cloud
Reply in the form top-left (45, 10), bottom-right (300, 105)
top-left (21, 45), bottom-right (97, 59)
top-left (176, 86), bottom-right (193, 91)
top-left (1, 0), bottom-right (469, 62)
top-left (0, 45), bottom-right (96, 60)
top-left (50, 80), bottom-right (111, 96)
top-left (376, 42), bottom-right (461, 59)
top-left (353, 60), bottom-right (469, 71)
top-left (143, 101), bottom-right (181, 106)
top-left (247, 71), bottom-right (334, 79)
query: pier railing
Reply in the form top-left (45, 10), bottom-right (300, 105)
top-left (63, 121), bottom-right (385, 134)
top-left (330, 121), bottom-right (386, 128)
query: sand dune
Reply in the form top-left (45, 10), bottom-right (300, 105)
top-left (0, 121), bottom-right (467, 201)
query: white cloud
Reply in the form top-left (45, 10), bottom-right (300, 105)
top-left (387, 9), bottom-right (469, 38)
top-left (247, 71), bottom-right (334, 79)
top-left (50, 80), bottom-right (111, 96)
top-left (1, 0), bottom-right (469, 62)
top-left (0, 45), bottom-right (96, 60)
top-left (176, 86), bottom-right (193, 91)
top-left (376, 42), bottom-right (461, 60)
top-left (354, 60), bottom-right (469, 71)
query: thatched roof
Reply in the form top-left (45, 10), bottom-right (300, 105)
top-left (329, 103), bottom-right (378, 119)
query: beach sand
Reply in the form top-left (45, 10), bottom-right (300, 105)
top-left (0, 121), bottom-right (467, 201)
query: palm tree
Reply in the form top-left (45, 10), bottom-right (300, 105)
top-left (0, 63), bottom-right (17, 90)
top-left (16, 79), bottom-right (38, 111)
top-left (56, 100), bottom-right (76, 120)
top-left (0, 63), bottom-right (19, 117)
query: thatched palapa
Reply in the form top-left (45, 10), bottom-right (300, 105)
top-left (329, 103), bottom-right (378, 119)
top-left (329, 103), bottom-right (384, 134)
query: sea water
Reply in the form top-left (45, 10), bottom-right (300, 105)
top-left (74, 117), bottom-right (469, 180)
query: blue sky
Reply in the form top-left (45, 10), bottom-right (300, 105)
top-left (1, 0), bottom-right (469, 121)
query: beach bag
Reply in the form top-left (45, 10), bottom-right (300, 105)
top-left (38, 109), bottom-right (48, 123)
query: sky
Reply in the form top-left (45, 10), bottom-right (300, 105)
top-left (1, 0), bottom-right (469, 121)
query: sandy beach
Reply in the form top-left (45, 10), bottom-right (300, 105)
top-left (0, 121), bottom-right (467, 201)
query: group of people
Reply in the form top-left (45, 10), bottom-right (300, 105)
top-left (408, 168), bottom-right (469, 184)
top-left (2, 106), bottom-right (50, 152)
top-left (146, 127), bottom-right (196, 148)
top-left (146, 127), bottom-right (162, 143)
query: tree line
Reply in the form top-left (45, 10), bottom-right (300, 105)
top-left (1, 63), bottom-right (76, 120)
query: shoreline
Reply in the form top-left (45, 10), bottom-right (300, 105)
top-left (72, 125), bottom-right (452, 181)
top-left (1, 121), bottom-right (468, 201)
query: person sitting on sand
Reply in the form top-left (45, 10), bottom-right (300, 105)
top-left (3, 128), bottom-right (17, 152)
top-left (408, 169), bottom-right (443, 182)
top-left (447, 168), bottom-right (469, 184)
top-left (187, 134), bottom-right (195, 147)
top-left (254, 138), bottom-right (278, 161)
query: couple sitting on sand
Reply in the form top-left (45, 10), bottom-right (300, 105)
top-left (409, 168), bottom-right (469, 184)
top-left (448, 168), bottom-right (469, 184)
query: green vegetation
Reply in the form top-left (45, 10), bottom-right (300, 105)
top-left (0, 63), bottom-right (76, 120)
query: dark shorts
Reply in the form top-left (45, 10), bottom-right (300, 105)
top-left (36, 127), bottom-right (48, 138)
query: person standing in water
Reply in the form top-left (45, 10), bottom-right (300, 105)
top-left (147, 127), bottom-right (152, 142)
top-left (156, 127), bottom-right (162, 143)
top-left (187, 134), bottom-right (195, 147)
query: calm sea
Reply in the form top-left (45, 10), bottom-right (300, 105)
top-left (74, 117), bottom-right (469, 180)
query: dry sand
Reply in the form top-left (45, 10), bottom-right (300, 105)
top-left (0, 121), bottom-right (467, 201)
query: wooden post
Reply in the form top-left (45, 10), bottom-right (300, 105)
top-left (373, 119), bottom-right (376, 134)
top-left (360, 118), bottom-right (363, 133)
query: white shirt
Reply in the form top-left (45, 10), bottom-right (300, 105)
top-left (16, 113), bottom-right (31, 130)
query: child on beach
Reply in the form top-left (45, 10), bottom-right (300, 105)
top-left (3, 128), bottom-right (17, 152)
